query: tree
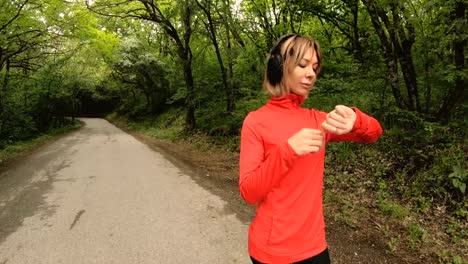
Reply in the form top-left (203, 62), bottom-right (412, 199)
top-left (0, 0), bottom-right (53, 139)
top-left (436, 0), bottom-right (466, 120)
top-left (362, 0), bottom-right (466, 120)
top-left (361, 0), bottom-right (420, 111)
top-left (292, 0), bottom-right (364, 62)
top-left (113, 37), bottom-right (170, 114)
top-left (195, 0), bottom-right (235, 112)
top-left (88, 0), bottom-right (197, 130)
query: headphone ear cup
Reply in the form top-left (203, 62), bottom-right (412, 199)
top-left (266, 33), bottom-right (296, 86)
top-left (267, 53), bottom-right (283, 86)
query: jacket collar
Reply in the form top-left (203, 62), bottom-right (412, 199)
top-left (266, 93), bottom-right (305, 112)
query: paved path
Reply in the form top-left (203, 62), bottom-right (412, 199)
top-left (0, 118), bottom-right (249, 264)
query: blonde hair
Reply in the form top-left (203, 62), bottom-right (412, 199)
top-left (263, 35), bottom-right (322, 97)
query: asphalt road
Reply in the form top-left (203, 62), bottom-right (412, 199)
top-left (0, 118), bottom-right (249, 264)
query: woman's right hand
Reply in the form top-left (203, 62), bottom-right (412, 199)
top-left (287, 128), bottom-right (324, 156)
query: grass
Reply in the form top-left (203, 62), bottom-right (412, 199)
top-left (407, 223), bottom-right (427, 248)
top-left (0, 121), bottom-right (81, 169)
top-left (377, 196), bottom-right (410, 220)
top-left (437, 250), bottom-right (466, 264)
top-left (107, 112), bottom-right (239, 153)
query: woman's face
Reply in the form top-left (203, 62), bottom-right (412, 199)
top-left (287, 48), bottom-right (319, 97)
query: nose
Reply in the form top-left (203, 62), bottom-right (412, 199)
top-left (306, 66), bottom-right (316, 78)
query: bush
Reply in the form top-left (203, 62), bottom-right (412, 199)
top-left (375, 108), bottom-right (467, 216)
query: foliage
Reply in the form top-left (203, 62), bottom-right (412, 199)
top-left (0, 119), bottom-right (80, 167)
top-left (110, 37), bottom-right (171, 117)
top-left (1, 0), bottom-right (466, 262)
top-left (377, 108), bottom-right (467, 209)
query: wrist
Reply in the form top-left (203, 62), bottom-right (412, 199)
top-left (350, 107), bottom-right (361, 131)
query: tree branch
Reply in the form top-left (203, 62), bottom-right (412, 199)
top-left (0, 0), bottom-right (30, 33)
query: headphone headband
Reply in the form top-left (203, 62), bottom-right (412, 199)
top-left (270, 34), bottom-right (296, 56)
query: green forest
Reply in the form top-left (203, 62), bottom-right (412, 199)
top-left (0, 0), bottom-right (466, 262)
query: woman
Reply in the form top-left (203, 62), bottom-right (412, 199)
top-left (239, 34), bottom-right (383, 264)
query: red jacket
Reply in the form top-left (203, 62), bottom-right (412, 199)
top-left (239, 94), bottom-right (383, 263)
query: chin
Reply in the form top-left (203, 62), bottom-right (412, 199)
top-left (291, 87), bottom-right (311, 97)
top-left (300, 89), bottom-right (311, 97)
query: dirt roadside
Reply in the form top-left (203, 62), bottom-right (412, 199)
top-left (0, 121), bottom-right (440, 263)
top-left (131, 131), bottom-right (437, 264)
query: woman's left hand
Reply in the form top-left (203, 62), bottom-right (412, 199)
top-left (321, 105), bottom-right (356, 135)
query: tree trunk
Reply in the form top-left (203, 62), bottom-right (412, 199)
top-left (196, 0), bottom-right (234, 112)
top-left (182, 0), bottom-right (195, 131)
top-left (182, 57), bottom-right (195, 130)
top-left (399, 43), bottom-right (420, 111)
top-left (423, 55), bottom-right (431, 113)
top-left (143, 0), bottom-right (196, 130)
top-left (221, 0), bottom-right (245, 48)
top-left (350, 0), bottom-right (363, 62)
top-left (126, 0), bottom-right (196, 130)
top-left (362, 0), bottom-right (405, 109)
top-left (393, 3), bottom-right (420, 111)
top-left (287, 3), bottom-right (296, 33)
top-left (251, 0), bottom-right (275, 46)
top-left (226, 28), bottom-right (238, 103)
top-left (363, 0), bottom-right (422, 111)
top-left (437, 1), bottom-right (466, 121)
top-left (0, 61), bottom-right (9, 138)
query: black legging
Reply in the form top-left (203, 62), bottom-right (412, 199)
top-left (250, 248), bottom-right (330, 264)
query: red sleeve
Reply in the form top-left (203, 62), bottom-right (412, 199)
top-left (326, 107), bottom-right (383, 143)
top-left (238, 114), bottom-right (299, 205)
